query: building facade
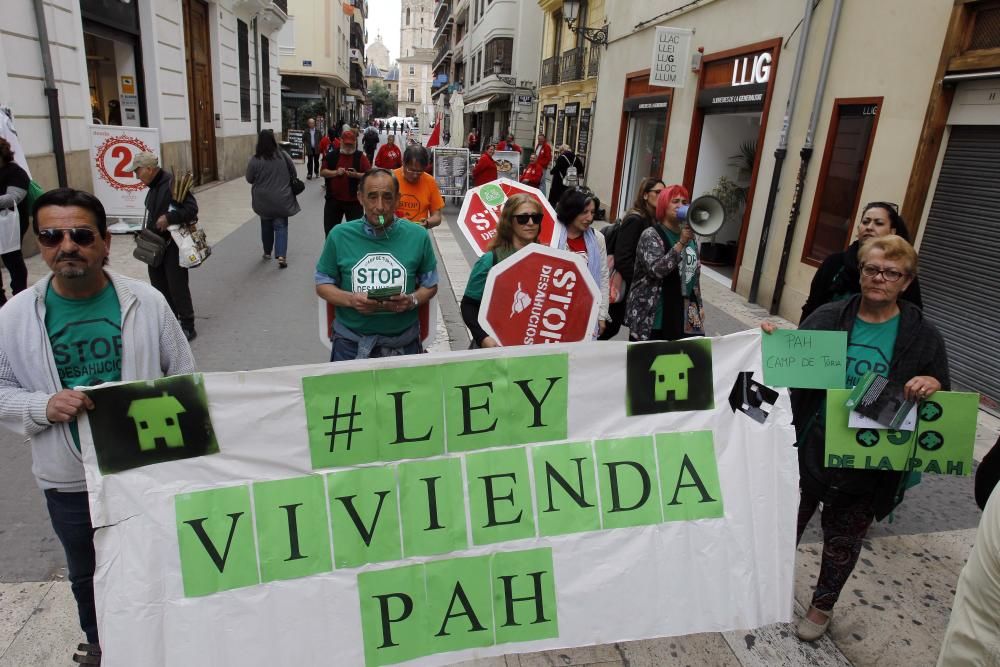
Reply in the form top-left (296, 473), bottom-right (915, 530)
top-left (535, 0), bottom-right (605, 177)
top-left (1, 0), bottom-right (287, 189)
top-left (590, 0), bottom-right (1000, 408)
top-left (278, 0), bottom-right (366, 131)
top-left (367, 34), bottom-right (391, 73)
top-left (399, 1), bottom-right (436, 128)
top-left (459, 0), bottom-right (544, 149)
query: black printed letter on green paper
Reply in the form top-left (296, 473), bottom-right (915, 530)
top-left (303, 370), bottom-right (379, 469)
top-left (175, 484), bottom-right (259, 597)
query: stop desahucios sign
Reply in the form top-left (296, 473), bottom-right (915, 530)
top-left (478, 245), bottom-right (600, 346)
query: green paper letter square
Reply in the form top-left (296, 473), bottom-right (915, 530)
top-left (328, 466), bottom-right (402, 567)
top-left (374, 365), bottom-right (445, 462)
top-left (656, 431), bottom-right (724, 522)
top-left (175, 484), bottom-right (259, 597)
top-left (426, 555), bottom-right (494, 654)
top-left (399, 457), bottom-right (469, 558)
top-left (505, 354), bottom-right (569, 446)
top-left (491, 548), bottom-right (559, 646)
top-left (252, 475), bottom-right (333, 583)
top-left (595, 436), bottom-right (663, 529)
top-left (302, 370), bottom-right (379, 469)
top-left (441, 359), bottom-right (511, 452)
top-left (466, 448), bottom-right (536, 545)
top-left (357, 563), bottom-right (429, 666)
top-left (531, 441), bottom-right (600, 536)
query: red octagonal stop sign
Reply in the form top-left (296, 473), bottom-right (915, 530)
top-left (479, 245), bottom-right (600, 346)
top-left (457, 178), bottom-right (561, 256)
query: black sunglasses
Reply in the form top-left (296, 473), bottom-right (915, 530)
top-left (37, 228), bottom-right (99, 248)
top-left (513, 213), bottom-right (544, 225)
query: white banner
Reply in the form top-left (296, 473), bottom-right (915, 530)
top-left (80, 333), bottom-right (798, 666)
top-left (88, 125), bottom-right (160, 217)
top-left (649, 27), bottom-right (694, 89)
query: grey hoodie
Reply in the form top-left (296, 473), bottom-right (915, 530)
top-left (0, 271), bottom-right (195, 491)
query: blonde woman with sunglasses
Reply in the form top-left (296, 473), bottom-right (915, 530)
top-left (461, 193), bottom-right (543, 347)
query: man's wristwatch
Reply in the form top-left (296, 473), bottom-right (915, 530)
top-left (408, 293), bottom-right (419, 310)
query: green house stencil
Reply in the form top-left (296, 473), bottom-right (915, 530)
top-left (127, 392), bottom-right (186, 451)
top-left (649, 353), bottom-right (694, 401)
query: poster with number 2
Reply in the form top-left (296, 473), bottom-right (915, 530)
top-left (89, 125), bottom-right (161, 217)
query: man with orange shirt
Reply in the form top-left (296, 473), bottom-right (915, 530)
top-left (393, 145), bottom-right (445, 229)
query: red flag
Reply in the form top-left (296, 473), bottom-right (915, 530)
top-left (426, 119), bottom-right (441, 148)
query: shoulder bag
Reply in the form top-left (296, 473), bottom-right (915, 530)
top-left (133, 228), bottom-right (167, 267)
top-left (285, 154), bottom-right (305, 195)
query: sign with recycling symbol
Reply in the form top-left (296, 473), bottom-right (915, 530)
top-left (822, 390), bottom-right (979, 476)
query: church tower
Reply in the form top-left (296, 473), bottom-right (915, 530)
top-left (399, 0), bottom-right (435, 58)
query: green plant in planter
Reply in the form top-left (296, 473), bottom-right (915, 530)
top-left (729, 139), bottom-right (758, 205)
top-left (709, 176), bottom-right (743, 226)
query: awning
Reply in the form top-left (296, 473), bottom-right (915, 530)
top-left (281, 92), bottom-right (322, 100)
top-left (465, 95), bottom-right (496, 114)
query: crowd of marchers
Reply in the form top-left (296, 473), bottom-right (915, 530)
top-left (0, 122), bottom-right (998, 666)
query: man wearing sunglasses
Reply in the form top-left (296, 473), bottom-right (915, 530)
top-left (128, 151), bottom-right (199, 341)
top-left (0, 188), bottom-right (195, 665)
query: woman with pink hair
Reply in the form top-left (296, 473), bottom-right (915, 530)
top-left (624, 184), bottom-right (705, 340)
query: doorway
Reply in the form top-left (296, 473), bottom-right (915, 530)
top-left (689, 112), bottom-right (761, 281)
top-left (618, 110), bottom-right (668, 219)
top-left (182, 0), bottom-right (217, 185)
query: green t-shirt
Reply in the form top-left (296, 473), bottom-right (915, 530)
top-left (464, 252), bottom-right (496, 301)
top-left (316, 218), bottom-right (437, 335)
top-left (846, 315), bottom-right (899, 388)
top-left (45, 282), bottom-right (123, 448)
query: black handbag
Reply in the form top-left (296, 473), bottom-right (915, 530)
top-left (286, 154), bottom-right (305, 195)
top-left (133, 228), bottom-right (167, 267)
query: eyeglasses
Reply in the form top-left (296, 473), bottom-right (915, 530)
top-left (37, 228), bottom-right (98, 248)
top-left (865, 201), bottom-right (899, 213)
top-left (513, 213), bottom-right (544, 225)
top-left (861, 264), bottom-right (908, 282)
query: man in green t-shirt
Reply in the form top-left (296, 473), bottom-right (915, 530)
top-left (315, 168), bottom-right (438, 361)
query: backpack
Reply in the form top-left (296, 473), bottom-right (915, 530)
top-left (602, 221), bottom-right (625, 304)
top-left (562, 155), bottom-right (580, 187)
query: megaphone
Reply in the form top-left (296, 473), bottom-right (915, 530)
top-left (677, 195), bottom-right (726, 237)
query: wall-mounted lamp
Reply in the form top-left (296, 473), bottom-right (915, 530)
top-left (563, 0), bottom-right (609, 48)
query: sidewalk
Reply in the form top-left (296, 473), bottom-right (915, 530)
top-left (2, 177), bottom-right (997, 667)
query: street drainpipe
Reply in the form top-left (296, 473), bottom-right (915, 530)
top-left (253, 16), bottom-right (262, 135)
top-left (769, 0), bottom-right (844, 316)
top-left (746, 0), bottom-right (818, 305)
top-left (32, 0), bottom-right (68, 187)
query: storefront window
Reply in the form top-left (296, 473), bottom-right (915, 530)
top-left (803, 99), bottom-right (881, 264)
top-left (83, 26), bottom-right (143, 126)
top-left (620, 111), bottom-right (667, 217)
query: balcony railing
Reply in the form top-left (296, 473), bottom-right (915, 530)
top-left (433, 16), bottom-right (453, 48)
top-left (434, 1), bottom-right (450, 26)
top-left (273, 0), bottom-right (287, 13)
top-left (587, 45), bottom-right (600, 78)
top-left (560, 46), bottom-right (585, 83)
top-left (433, 43), bottom-right (453, 71)
top-left (541, 55), bottom-right (559, 87)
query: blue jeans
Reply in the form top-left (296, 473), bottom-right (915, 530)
top-left (331, 335), bottom-right (422, 362)
top-left (261, 217), bottom-right (288, 257)
top-left (45, 489), bottom-right (98, 644)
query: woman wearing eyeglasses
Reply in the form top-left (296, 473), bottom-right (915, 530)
top-left (801, 202), bottom-right (923, 320)
top-left (764, 234), bottom-right (949, 642)
top-left (461, 194), bottom-right (544, 347)
top-left (600, 177), bottom-right (665, 340)
top-left (624, 184), bottom-right (704, 341)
